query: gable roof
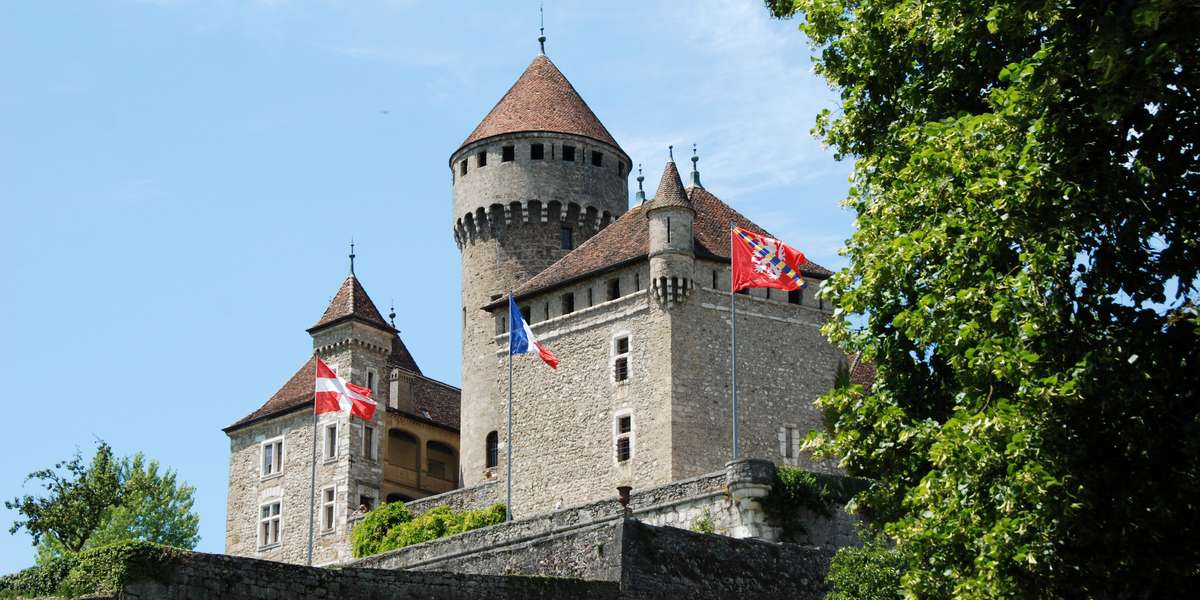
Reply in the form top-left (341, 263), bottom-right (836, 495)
top-left (459, 54), bottom-right (624, 155)
top-left (499, 186), bottom-right (834, 305)
top-left (224, 348), bottom-right (458, 432)
top-left (308, 274), bottom-right (393, 333)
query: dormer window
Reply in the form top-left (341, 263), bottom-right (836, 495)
top-left (591, 151), bottom-right (603, 167)
top-left (531, 143), bottom-right (544, 160)
top-left (562, 145), bottom-right (576, 162)
top-left (502, 145), bottom-right (515, 162)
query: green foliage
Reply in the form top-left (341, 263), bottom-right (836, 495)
top-left (690, 510), bottom-right (715, 534)
top-left (825, 538), bottom-right (906, 600)
top-left (0, 541), bottom-right (181, 598)
top-left (762, 467), bottom-right (866, 540)
top-left (351, 502), bottom-right (506, 558)
top-left (768, 0), bottom-right (1200, 596)
top-left (6, 441), bottom-right (122, 554)
top-left (351, 500), bottom-right (413, 558)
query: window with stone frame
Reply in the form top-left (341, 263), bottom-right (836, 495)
top-left (501, 145), bottom-right (515, 162)
top-left (560, 226), bottom-right (573, 250)
top-left (320, 486), bottom-right (336, 532)
top-left (779, 425), bottom-right (801, 466)
top-left (260, 436), bottom-right (283, 478)
top-left (258, 501), bottom-right (281, 548)
top-left (612, 334), bottom-right (631, 383)
top-left (362, 425), bottom-right (376, 460)
top-left (357, 486), bottom-right (378, 512)
top-left (485, 431), bottom-right (499, 469)
top-left (366, 369), bottom-right (377, 395)
top-left (562, 144), bottom-right (576, 162)
top-left (614, 411), bottom-right (634, 463)
top-left (323, 423), bottom-right (338, 461)
top-left (530, 143), bottom-right (544, 160)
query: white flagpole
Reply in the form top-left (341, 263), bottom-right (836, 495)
top-left (506, 293), bottom-right (514, 522)
top-left (730, 222), bottom-right (739, 461)
top-left (306, 360), bottom-right (318, 566)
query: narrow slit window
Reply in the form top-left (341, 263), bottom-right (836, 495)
top-left (561, 226), bottom-right (573, 250)
top-left (587, 288), bottom-right (594, 307)
top-left (615, 413), bottom-right (633, 462)
top-left (459, 159), bottom-right (468, 176)
top-left (362, 426), bottom-right (375, 460)
top-left (485, 431), bottom-right (499, 468)
top-left (613, 335), bottom-right (630, 382)
top-left (543, 302), bottom-right (550, 321)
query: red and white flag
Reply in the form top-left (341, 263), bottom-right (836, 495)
top-left (314, 357), bottom-right (376, 420)
top-left (731, 226), bottom-right (808, 293)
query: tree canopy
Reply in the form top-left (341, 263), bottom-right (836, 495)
top-left (766, 0), bottom-right (1200, 596)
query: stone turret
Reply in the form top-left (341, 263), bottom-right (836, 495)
top-left (452, 52), bottom-right (630, 486)
top-left (646, 156), bottom-right (694, 306)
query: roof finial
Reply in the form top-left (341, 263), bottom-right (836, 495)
top-left (538, 3), bottom-right (546, 55)
top-left (668, 145), bottom-right (674, 162)
top-left (690, 144), bottom-right (703, 189)
top-left (389, 301), bottom-right (396, 328)
top-left (349, 239), bottom-right (356, 275)
top-left (635, 163), bottom-right (646, 203)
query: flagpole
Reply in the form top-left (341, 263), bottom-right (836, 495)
top-left (506, 292), bottom-right (514, 523)
top-left (306, 360), bottom-right (318, 566)
top-left (730, 222), bottom-right (739, 462)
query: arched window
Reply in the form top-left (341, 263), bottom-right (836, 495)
top-left (387, 429), bottom-right (419, 472)
top-left (485, 431), bottom-right (499, 469)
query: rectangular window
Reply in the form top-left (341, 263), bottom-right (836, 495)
top-left (258, 501), bottom-right (281, 548)
top-left (459, 159), bottom-right (468, 176)
top-left (321, 486), bottom-right (336, 532)
top-left (561, 292), bottom-right (575, 315)
top-left (543, 302), bottom-right (550, 321)
top-left (780, 425), bottom-right (800, 464)
top-left (366, 370), bottom-right (376, 394)
top-left (607, 278), bottom-right (621, 301)
top-left (591, 151), bottom-right (603, 166)
top-left (502, 145), bottom-right (515, 162)
top-left (561, 226), bottom-right (573, 250)
top-left (615, 413), bottom-right (633, 462)
top-left (476, 151), bottom-right (487, 167)
top-left (587, 288), bottom-right (594, 307)
top-left (712, 270), bottom-right (718, 289)
top-left (562, 145), bottom-right (576, 162)
top-left (521, 306), bottom-right (531, 324)
top-left (496, 314), bottom-right (508, 335)
top-left (359, 494), bottom-right (375, 512)
top-left (323, 423), bottom-right (338, 461)
top-left (617, 162), bottom-right (625, 177)
top-left (788, 289), bottom-right (802, 305)
top-left (613, 335), bottom-right (630, 382)
top-left (362, 426), bottom-right (375, 460)
top-left (260, 437), bottom-right (283, 478)
top-left (634, 272), bottom-right (641, 291)
top-left (530, 143), bottom-right (544, 160)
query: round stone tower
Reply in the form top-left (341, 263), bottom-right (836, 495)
top-left (646, 156), bottom-right (695, 307)
top-left (451, 52), bottom-right (630, 486)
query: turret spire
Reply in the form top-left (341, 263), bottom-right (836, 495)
top-left (389, 301), bottom-right (396, 328)
top-left (349, 239), bottom-right (356, 274)
top-left (690, 144), bottom-right (703, 188)
top-left (538, 3), bottom-right (546, 55)
top-left (636, 163), bottom-right (646, 203)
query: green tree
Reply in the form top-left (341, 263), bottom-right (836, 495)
top-left (8, 443), bottom-right (200, 563)
top-left (766, 0), bottom-right (1200, 597)
top-left (6, 442), bottom-right (122, 554)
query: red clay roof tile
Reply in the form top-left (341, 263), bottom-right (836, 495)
top-left (309, 274), bottom-right (392, 333)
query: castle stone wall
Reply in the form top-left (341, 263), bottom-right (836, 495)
top-left (455, 131), bottom-right (629, 490)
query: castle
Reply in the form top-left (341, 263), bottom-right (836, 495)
top-left (223, 45), bottom-right (845, 567)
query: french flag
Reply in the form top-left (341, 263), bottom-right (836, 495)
top-left (509, 296), bottom-right (559, 369)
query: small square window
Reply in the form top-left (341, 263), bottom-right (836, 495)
top-left (618, 415), bottom-right (632, 434)
top-left (591, 151), bottom-right (603, 166)
top-left (607, 278), bottom-right (621, 301)
top-left (531, 143), bottom-right (544, 160)
top-left (502, 145), bottom-right (515, 162)
top-left (460, 159), bottom-right (468, 176)
top-left (562, 145), bottom-right (576, 162)
top-left (616, 337), bottom-right (629, 355)
top-left (561, 293), bottom-right (575, 315)
top-left (561, 226), bottom-right (573, 250)
top-left (477, 151), bottom-right (487, 167)
top-left (788, 289), bottom-right (802, 305)
top-left (359, 494), bottom-right (375, 512)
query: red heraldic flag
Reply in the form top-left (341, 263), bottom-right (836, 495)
top-left (730, 226), bottom-right (808, 293)
top-left (314, 357), bottom-right (377, 420)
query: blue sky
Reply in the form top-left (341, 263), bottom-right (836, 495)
top-left (0, 0), bottom-right (851, 571)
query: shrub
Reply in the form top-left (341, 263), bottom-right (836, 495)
top-left (825, 538), bottom-right (905, 600)
top-left (351, 502), bottom-right (507, 558)
top-left (350, 501), bottom-right (413, 558)
top-left (761, 466), bottom-right (869, 541)
top-left (0, 541), bottom-right (180, 598)
top-left (690, 510), bottom-right (715, 534)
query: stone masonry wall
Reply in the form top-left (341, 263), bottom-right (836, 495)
top-left (120, 550), bottom-right (618, 600)
top-left (455, 130), bottom-right (629, 490)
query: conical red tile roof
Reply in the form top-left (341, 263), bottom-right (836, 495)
top-left (308, 274), bottom-right (392, 332)
top-left (646, 160), bottom-right (692, 211)
top-left (460, 54), bottom-right (623, 152)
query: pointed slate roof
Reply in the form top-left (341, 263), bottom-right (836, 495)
top-left (308, 274), bottom-right (393, 333)
top-left (646, 160), bottom-right (692, 212)
top-left (500, 185), bottom-right (833, 304)
top-left (460, 54), bottom-right (624, 154)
